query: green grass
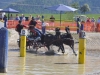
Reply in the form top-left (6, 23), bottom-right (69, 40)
top-left (8, 13), bottom-right (100, 22)
top-left (26, 13), bottom-right (76, 21)
top-left (86, 14), bottom-right (100, 20)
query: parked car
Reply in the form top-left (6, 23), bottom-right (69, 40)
top-left (73, 15), bottom-right (87, 22)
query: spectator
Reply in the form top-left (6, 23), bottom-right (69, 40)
top-left (96, 17), bottom-right (100, 31)
top-left (9, 14), bottom-right (14, 20)
top-left (97, 17), bottom-right (100, 24)
top-left (80, 22), bottom-right (84, 31)
top-left (91, 17), bottom-right (95, 22)
top-left (41, 15), bottom-right (44, 22)
top-left (15, 14), bottom-right (20, 20)
top-left (20, 14), bottom-right (26, 21)
top-left (49, 15), bottom-right (55, 30)
top-left (86, 17), bottom-right (91, 22)
top-left (91, 17), bottom-right (96, 32)
top-left (28, 14), bottom-right (32, 21)
top-left (2, 12), bottom-right (5, 20)
top-left (76, 17), bottom-right (81, 34)
top-left (76, 16), bottom-right (81, 23)
top-left (35, 15), bottom-right (41, 26)
top-left (77, 22), bottom-right (81, 34)
top-left (35, 15), bottom-right (41, 21)
top-left (3, 15), bottom-right (7, 27)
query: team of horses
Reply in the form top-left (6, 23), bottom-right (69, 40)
top-left (43, 27), bottom-right (77, 56)
top-left (18, 27), bottom-right (77, 56)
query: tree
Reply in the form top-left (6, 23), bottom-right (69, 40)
top-left (71, 2), bottom-right (79, 9)
top-left (70, 2), bottom-right (79, 14)
top-left (79, 4), bottom-right (91, 14)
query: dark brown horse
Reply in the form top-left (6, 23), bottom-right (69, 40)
top-left (60, 26), bottom-right (77, 56)
top-left (43, 31), bottom-right (65, 54)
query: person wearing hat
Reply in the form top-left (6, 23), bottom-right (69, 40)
top-left (28, 17), bottom-right (43, 42)
top-left (29, 17), bottom-right (37, 26)
top-left (49, 15), bottom-right (55, 30)
top-left (15, 20), bottom-right (26, 38)
top-left (28, 17), bottom-right (37, 30)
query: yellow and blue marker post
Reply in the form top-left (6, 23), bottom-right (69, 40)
top-left (78, 30), bottom-right (86, 64)
top-left (20, 29), bottom-right (27, 57)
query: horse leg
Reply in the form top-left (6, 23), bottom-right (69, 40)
top-left (28, 41), bottom-right (31, 49)
top-left (29, 44), bottom-right (31, 49)
top-left (46, 45), bottom-right (50, 51)
top-left (60, 44), bottom-right (65, 54)
top-left (57, 46), bottom-right (63, 52)
top-left (58, 47), bottom-right (60, 52)
top-left (70, 45), bottom-right (77, 56)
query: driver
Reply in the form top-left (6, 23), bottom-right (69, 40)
top-left (29, 25), bottom-right (42, 42)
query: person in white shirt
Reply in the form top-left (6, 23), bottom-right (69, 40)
top-left (2, 12), bottom-right (5, 20)
top-left (21, 14), bottom-right (26, 21)
top-left (41, 20), bottom-right (46, 35)
top-left (15, 14), bottom-right (20, 20)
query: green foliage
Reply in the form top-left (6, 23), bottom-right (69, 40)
top-left (80, 4), bottom-right (91, 14)
top-left (71, 2), bottom-right (79, 9)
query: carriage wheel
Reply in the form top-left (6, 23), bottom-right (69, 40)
top-left (32, 42), bottom-right (37, 50)
top-left (17, 39), bottom-right (20, 47)
top-left (32, 41), bottom-right (41, 52)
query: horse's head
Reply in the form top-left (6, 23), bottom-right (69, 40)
top-left (61, 32), bottom-right (73, 39)
top-left (55, 27), bottom-right (60, 32)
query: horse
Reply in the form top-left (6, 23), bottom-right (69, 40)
top-left (60, 26), bottom-right (77, 56)
top-left (44, 34), bottom-right (65, 54)
top-left (61, 26), bottom-right (73, 39)
top-left (43, 28), bottom-right (65, 54)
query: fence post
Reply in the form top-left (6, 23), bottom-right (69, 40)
top-left (20, 29), bottom-right (27, 57)
top-left (78, 30), bottom-right (86, 64)
top-left (0, 27), bottom-right (8, 73)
